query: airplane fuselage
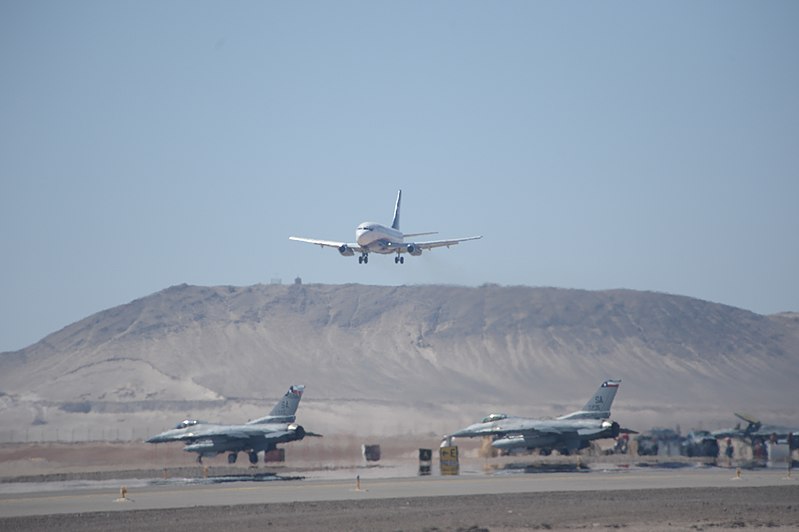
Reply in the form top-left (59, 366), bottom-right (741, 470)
top-left (355, 222), bottom-right (404, 254)
top-left (450, 416), bottom-right (620, 454)
top-left (147, 421), bottom-right (307, 458)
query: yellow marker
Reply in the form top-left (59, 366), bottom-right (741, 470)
top-left (114, 485), bottom-right (131, 503)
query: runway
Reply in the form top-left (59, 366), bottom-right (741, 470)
top-left (0, 465), bottom-right (795, 518)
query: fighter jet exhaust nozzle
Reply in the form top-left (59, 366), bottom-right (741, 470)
top-left (338, 245), bottom-right (354, 257)
top-left (406, 244), bottom-right (422, 256)
top-left (602, 420), bottom-right (621, 439)
top-left (288, 423), bottom-right (306, 440)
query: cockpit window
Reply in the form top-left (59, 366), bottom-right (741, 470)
top-left (176, 419), bottom-right (200, 429)
top-left (481, 413), bottom-right (508, 423)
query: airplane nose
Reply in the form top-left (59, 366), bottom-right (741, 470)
top-left (449, 427), bottom-right (474, 438)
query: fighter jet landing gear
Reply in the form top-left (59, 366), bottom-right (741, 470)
top-left (227, 452), bottom-right (238, 464)
top-left (248, 451), bottom-right (259, 465)
top-left (394, 255), bottom-right (404, 264)
top-left (358, 253), bottom-right (369, 264)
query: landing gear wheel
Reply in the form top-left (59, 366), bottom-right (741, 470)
top-left (196, 455), bottom-right (203, 464)
top-left (248, 451), bottom-right (259, 464)
top-left (395, 256), bottom-right (404, 264)
top-left (227, 453), bottom-right (237, 464)
top-left (359, 253), bottom-right (368, 264)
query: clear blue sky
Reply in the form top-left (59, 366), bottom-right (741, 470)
top-left (2, 1), bottom-right (798, 352)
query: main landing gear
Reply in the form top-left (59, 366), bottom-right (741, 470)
top-left (358, 253), bottom-right (369, 264)
top-left (394, 255), bottom-right (404, 264)
top-left (226, 451), bottom-right (259, 464)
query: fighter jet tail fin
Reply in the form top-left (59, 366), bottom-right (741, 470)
top-left (558, 379), bottom-right (621, 420)
top-left (247, 385), bottom-right (305, 424)
top-left (734, 412), bottom-right (763, 434)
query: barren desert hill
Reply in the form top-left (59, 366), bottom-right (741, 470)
top-left (0, 282), bottom-right (797, 434)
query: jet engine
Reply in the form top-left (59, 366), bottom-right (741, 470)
top-left (286, 423), bottom-right (306, 441)
top-left (406, 244), bottom-right (422, 256)
top-left (338, 245), bottom-right (354, 257)
top-left (602, 420), bottom-right (621, 439)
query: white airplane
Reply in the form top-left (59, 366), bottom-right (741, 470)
top-left (289, 190), bottom-right (482, 264)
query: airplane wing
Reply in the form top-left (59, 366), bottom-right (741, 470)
top-left (403, 231), bottom-right (438, 238)
top-left (515, 426), bottom-right (570, 437)
top-left (404, 235), bottom-right (482, 251)
top-left (187, 427), bottom-right (251, 441)
top-left (289, 236), bottom-right (364, 252)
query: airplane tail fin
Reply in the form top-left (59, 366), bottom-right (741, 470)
top-left (558, 379), bottom-right (621, 420)
top-left (391, 189), bottom-right (401, 230)
top-left (734, 412), bottom-right (762, 434)
top-left (247, 385), bottom-right (305, 424)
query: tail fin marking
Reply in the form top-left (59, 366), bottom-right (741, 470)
top-left (247, 384), bottom-right (305, 424)
top-left (558, 379), bottom-right (621, 420)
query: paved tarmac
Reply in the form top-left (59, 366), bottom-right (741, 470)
top-left (0, 465), bottom-right (795, 518)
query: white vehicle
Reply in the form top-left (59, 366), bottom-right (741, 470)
top-left (290, 190), bottom-right (482, 264)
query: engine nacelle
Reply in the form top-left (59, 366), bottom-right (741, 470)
top-left (338, 245), bottom-right (354, 257)
top-left (406, 244), bottom-right (422, 256)
top-left (602, 420), bottom-right (621, 439)
top-left (284, 423), bottom-right (306, 441)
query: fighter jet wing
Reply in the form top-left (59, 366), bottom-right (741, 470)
top-left (516, 426), bottom-right (571, 437)
top-left (190, 427), bottom-right (251, 441)
top-left (288, 236), bottom-right (365, 252)
top-left (408, 235), bottom-right (483, 250)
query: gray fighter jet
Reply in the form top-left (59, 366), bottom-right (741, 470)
top-left (448, 380), bottom-right (623, 455)
top-left (712, 413), bottom-right (799, 444)
top-left (146, 385), bottom-right (319, 464)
